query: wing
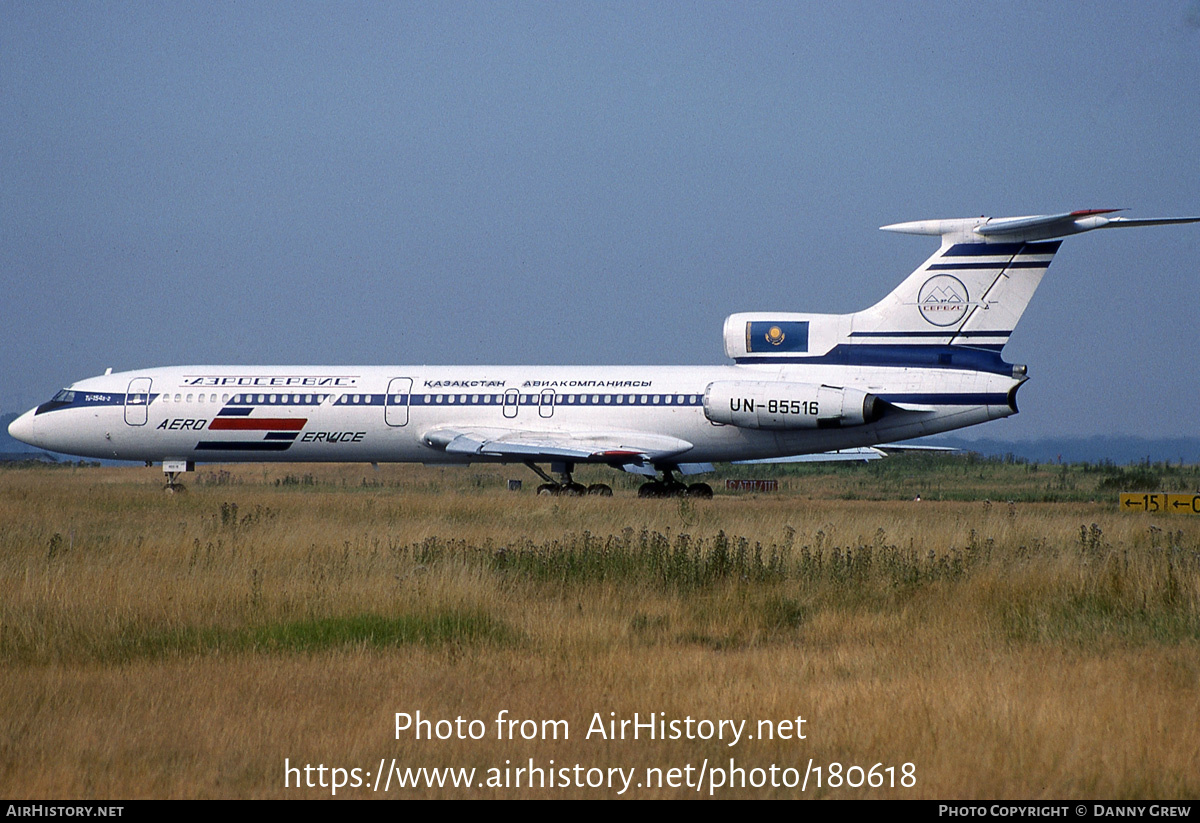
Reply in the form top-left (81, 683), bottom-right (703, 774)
top-left (733, 447), bottom-right (886, 464)
top-left (422, 427), bottom-right (694, 465)
top-left (733, 443), bottom-right (960, 464)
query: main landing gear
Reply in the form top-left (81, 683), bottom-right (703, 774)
top-left (637, 467), bottom-right (713, 499)
top-left (524, 461), bottom-right (613, 497)
top-left (522, 461), bottom-right (712, 499)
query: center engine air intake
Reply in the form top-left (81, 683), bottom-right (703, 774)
top-left (703, 381), bottom-right (884, 430)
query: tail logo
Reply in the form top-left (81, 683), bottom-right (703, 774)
top-left (765, 325), bottom-right (786, 346)
top-left (918, 275), bottom-right (969, 327)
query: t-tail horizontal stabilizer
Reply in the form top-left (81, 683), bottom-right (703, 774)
top-left (881, 209), bottom-right (1200, 243)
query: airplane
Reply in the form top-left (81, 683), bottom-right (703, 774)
top-left (9, 209), bottom-right (1197, 497)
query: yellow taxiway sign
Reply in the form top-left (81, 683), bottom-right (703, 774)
top-left (1120, 492), bottom-right (1200, 514)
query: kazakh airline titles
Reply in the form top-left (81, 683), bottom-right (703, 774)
top-left (9, 210), bottom-right (1197, 497)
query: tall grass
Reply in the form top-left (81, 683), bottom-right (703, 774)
top-left (1, 460), bottom-right (1198, 797)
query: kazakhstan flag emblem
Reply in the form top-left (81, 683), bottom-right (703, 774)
top-left (746, 321), bottom-right (809, 353)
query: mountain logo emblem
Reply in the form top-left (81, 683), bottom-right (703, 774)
top-left (917, 275), bottom-right (969, 327)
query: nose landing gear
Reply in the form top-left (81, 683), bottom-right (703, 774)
top-left (161, 460), bottom-right (194, 493)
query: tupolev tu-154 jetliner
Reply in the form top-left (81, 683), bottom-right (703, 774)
top-left (9, 210), bottom-right (1198, 497)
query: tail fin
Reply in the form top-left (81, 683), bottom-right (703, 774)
top-left (724, 210), bottom-right (1198, 366)
top-left (861, 210), bottom-right (1200, 348)
top-left (850, 228), bottom-right (1062, 351)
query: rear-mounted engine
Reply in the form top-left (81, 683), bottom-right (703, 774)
top-left (703, 381), bottom-right (884, 430)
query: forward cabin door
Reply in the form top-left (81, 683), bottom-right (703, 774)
top-left (124, 377), bottom-right (152, 426)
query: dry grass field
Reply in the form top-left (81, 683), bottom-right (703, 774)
top-left (1, 457), bottom-right (1198, 799)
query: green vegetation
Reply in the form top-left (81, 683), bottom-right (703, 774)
top-left (1, 459), bottom-right (1197, 798)
top-left (6, 611), bottom-right (519, 665)
top-left (720, 451), bottom-right (1200, 502)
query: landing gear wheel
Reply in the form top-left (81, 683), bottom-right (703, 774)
top-left (638, 481), bottom-right (665, 498)
top-left (163, 471), bottom-right (187, 493)
top-left (587, 484), bottom-right (613, 496)
top-left (536, 483), bottom-right (559, 496)
top-left (563, 482), bottom-right (587, 496)
top-left (686, 483), bottom-right (713, 499)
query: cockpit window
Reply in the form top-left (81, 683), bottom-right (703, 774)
top-left (35, 389), bottom-right (77, 415)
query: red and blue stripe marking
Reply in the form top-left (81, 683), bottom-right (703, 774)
top-left (195, 404), bottom-right (309, 452)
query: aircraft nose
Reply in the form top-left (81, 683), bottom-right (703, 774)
top-left (7, 409), bottom-right (38, 447)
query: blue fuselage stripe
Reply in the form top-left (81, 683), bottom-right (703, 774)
top-left (878, 393), bottom-right (1008, 406)
top-left (848, 330), bottom-right (1007, 341)
top-left (735, 344), bottom-right (1014, 374)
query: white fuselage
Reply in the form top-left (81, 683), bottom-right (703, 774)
top-left (27, 207), bottom-right (1180, 475)
top-left (9, 362), bottom-right (1019, 466)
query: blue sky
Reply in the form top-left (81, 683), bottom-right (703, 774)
top-left (3, 2), bottom-right (1198, 439)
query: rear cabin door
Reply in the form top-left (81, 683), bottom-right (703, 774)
top-left (385, 378), bottom-right (413, 426)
